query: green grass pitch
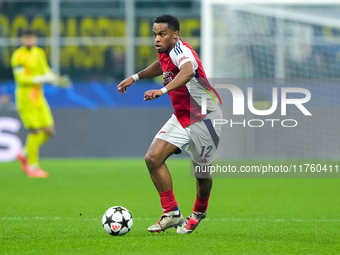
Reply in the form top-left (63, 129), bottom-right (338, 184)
top-left (1, 158), bottom-right (339, 254)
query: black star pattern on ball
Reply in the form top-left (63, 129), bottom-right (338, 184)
top-left (103, 214), bottom-right (115, 228)
top-left (110, 231), bottom-right (119, 236)
top-left (120, 216), bottom-right (130, 230)
top-left (113, 206), bottom-right (123, 214)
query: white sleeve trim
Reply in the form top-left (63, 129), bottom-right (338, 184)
top-left (170, 42), bottom-right (198, 71)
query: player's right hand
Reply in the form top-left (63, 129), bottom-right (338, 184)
top-left (117, 77), bottom-right (134, 94)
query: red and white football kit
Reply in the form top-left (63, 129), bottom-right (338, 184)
top-left (154, 38), bottom-right (223, 165)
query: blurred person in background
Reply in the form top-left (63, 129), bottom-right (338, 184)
top-left (11, 29), bottom-right (71, 178)
top-left (0, 86), bottom-right (15, 111)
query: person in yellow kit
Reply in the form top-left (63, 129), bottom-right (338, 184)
top-left (11, 29), bottom-right (71, 178)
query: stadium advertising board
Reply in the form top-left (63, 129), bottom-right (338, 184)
top-left (0, 117), bottom-right (22, 162)
top-left (0, 14), bottom-right (199, 81)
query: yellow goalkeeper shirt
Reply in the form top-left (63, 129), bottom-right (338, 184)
top-left (11, 46), bottom-right (50, 110)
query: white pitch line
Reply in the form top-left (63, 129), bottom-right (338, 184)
top-left (1, 217), bottom-right (340, 222)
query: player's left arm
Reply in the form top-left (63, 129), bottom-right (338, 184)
top-left (143, 61), bottom-right (195, 101)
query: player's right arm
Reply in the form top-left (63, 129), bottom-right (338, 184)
top-left (138, 60), bottom-right (163, 80)
top-left (117, 61), bottom-right (163, 94)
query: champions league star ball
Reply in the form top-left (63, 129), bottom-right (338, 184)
top-left (102, 206), bottom-right (133, 236)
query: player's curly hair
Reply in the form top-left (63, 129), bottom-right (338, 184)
top-left (154, 14), bottom-right (180, 32)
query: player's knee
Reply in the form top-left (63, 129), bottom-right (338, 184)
top-left (43, 126), bottom-right (55, 137)
top-left (29, 129), bottom-right (39, 134)
top-left (46, 129), bottom-right (55, 137)
top-left (145, 152), bottom-right (162, 170)
top-left (196, 175), bottom-right (213, 184)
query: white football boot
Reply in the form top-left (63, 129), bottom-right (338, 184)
top-left (147, 210), bottom-right (184, 233)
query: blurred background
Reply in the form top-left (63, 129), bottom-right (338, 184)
top-left (1, 0), bottom-right (340, 161)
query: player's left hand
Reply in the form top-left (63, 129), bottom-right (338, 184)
top-left (144, 89), bottom-right (164, 101)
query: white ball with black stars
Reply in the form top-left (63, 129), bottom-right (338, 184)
top-left (102, 206), bottom-right (133, 236)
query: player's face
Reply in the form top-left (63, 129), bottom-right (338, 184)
top-left (153, 23), bottom-right (178, 54)
top-left (21, 35), bottom-right (37, 49)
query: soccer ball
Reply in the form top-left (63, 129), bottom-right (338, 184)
top-left (102, 206), bottom-right (133, 236)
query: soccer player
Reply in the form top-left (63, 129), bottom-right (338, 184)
top-left (11, 29), bottom-right (70, 178)
top-left (117, 15), bottom-right (223, 234)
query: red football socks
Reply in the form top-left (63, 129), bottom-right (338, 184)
top-left (193, 194), bottom-right (210, 213)
top-left (159, 188), bottom-right (178, 213)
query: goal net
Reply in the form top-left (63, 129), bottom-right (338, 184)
top-left (201, 1), bottom-right (340, 161)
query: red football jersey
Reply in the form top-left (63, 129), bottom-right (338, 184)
top-left (159, 38), bottom-right (219, 128)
